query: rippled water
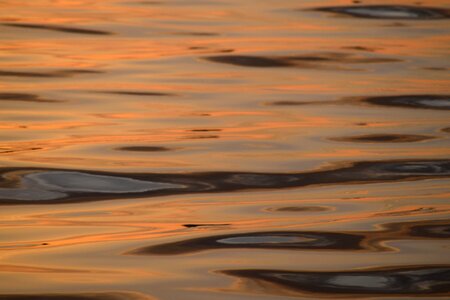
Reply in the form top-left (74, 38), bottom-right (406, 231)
top-left (1, 0), bottom-right (449, 299)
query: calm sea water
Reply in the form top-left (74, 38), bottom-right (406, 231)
top-left (1, 0), bottom-right (449, 299)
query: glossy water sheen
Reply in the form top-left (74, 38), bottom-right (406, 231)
top-left (0, 0), bottom-right (449, 299)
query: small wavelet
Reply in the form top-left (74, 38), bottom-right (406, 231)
top-left (203, 52), bottom-right (400, 69)
top-left (0, 69), bottom-right (103, 78)
top-left (96, 91), bottom-right (176, 97)
top-left (330, 134), bottom-right (434, 143)
top-left (221, 265), bottom-right (450, 296)
top-left (0, 93), bottom-right (62, 103)
top-left (128, 219), bottom-right (450, 255)
top-left (360, 95), bottom-right (450, 110)
top-left (1, 22), bottom-right (112, 35)
top-left (0, 170), bottom-right (185, 202)
top-left (1, 159), bottom-right (449, 204)
top-left (27, 171), bottom-right (180, 193)
top-left (183, 224), bottom-right (230, 228)
top-left (267, 94), bottom-right (450, 111)
top-left (127, 231), bottom-right (363, 255)
top-left (312, 5), bottom-right (450, 20)
top-left (267, 206), bottom-right (331, 212)
top-left (116, 146), bottom-right (174, 152)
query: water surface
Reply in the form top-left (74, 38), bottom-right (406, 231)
top-left (0, 0), bottom-right (449, 299)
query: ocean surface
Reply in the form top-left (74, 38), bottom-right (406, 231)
top-left (0, 0), bottom-right (449, 299)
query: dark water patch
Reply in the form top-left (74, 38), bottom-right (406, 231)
top-left (330, 134), bottom-right (434, 143)
top-left (410, 223), bottom-right (450, 238)
top-left (282, 94), bottom-right (450, 110)
top-left (0, 69), bottom-right (102, 78)
top-left (221, 265), bottom-right (450, 296)
top-left (218, 49), bottom-right (234, 53)
top-left (189, 46), bottom-right (208, 50)
top-left (362, 219), bottom-right (450, 251)
top-left (342, 46), bottom-right (378, 52)
top-left (0, 170), bottom-right (188, 203)
top-left (267, 206), bottom-right (330, 212)
top-left (0, 291), bottom-right (154, 300)
top-left (204, 55), bottom-right (293, 67)
top-left (384, 22), bottom-right (408, 27)
top-left (224, 173), bottom-right (298, 187)
top-left (359, 95), bottom-right (450, 110)
top-left (374, 207), bottom-right (447, 217)
top-left (375, 161), bottom-right (449, 175)
top-left (265, 100), bottom-right (319, 106)
top-left (312, 5), bottom-right (450, 20)
top-left (0, 147), bottom-right (42, 154)
top-left (1, 159), bottom-right (449, 204)
top-left (282, 53), bottom-right (400, 64)
top-left (1, 23), bottom-right (112, 35)
top-left (0, 93), bottom-right (61, 103)
top-left (0, 243), bottom-right (45, 250)
top-left (188, 46), bottom-right (233, 53)
top-left (174, 32), bottom-right (218, 36)
top-left (204, 53), bottom-right (400, 68)
top-left (0, 71), bottom-right (54, 78)
top-left (129, 219), bottom-right (450, 255)
top-left (183, 223), bottom-right (230, 228)
top-left (97, 91), bottom-right (176, 97)
top-left (185, 135), bottom-right (219, 139)
top-left (116, 146), bottom-right (174, 152)
top-left (189, 129), bottom-right (222, 132)
top-left (127, 231), bottom-right (364, 255)
top-left (423, 67), bottom-right (450, 71)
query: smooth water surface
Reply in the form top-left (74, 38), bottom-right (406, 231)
top-left (0, 0), bottom-right (449, 299)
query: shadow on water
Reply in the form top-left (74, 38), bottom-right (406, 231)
top-left (183, 224), bottom-right (230, 228)
top-left (341, 46), bottom-right (379, 52)
top-left (266, 94), bottom-right (450, 110)
top-left (116, 146), bottom-right (175, 152)
top-left (423, 67), bottom-right (450, 71)
top-left (0, 147), bottom-right (42, 154)
top-left (329, 134), bottom-right (435, 143)
top-left (0, 291), bottom-right (154, 300)
top-left (0, 93), bottom-right (62, 103)
top-left (188, 129), bottom-right (222, 132)
top-left (359, 95), bottom-right (450, 110)
top-left (266, 206), bottom-right (331, 212)
top-left (0, 159), bottom-right (449, 204)
top-left (172, 31), bottom-right (218, 36)
top-left (374, 206), bottom-right (448, 217)
top-left (1, 23), bottom-right (112, 35)
top-left (128, 231), bottom-right (365, 254)
top-left (184, 135), bottom-right (219, 139)
top-left (221, 265), bottom-right (450, 297)
top-left (0, 69), bottom-right (103, 78)
top-left (310, 5), bottom-right (450, 20)
top-left (127, 219), bottom-right (450, 255)
top-left (94, 91), bottom-right (177, 97)
top-left (203, 52), bottom-right (400, 69)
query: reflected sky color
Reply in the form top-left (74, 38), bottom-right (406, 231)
top-left (0, 0), bottom-right (449, 299)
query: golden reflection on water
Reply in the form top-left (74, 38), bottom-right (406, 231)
top-left (1, 0), bottom-right (450, 299)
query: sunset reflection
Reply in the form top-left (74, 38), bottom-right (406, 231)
top-left (1, 0), bottom-right (449, 299)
